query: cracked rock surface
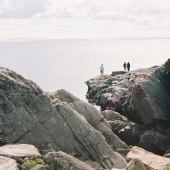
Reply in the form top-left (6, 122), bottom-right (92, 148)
top-left (85, 59), bottom-right (170, 155)
top-left (0, 156), bottom-right (19, 170)
top-left (0, 67), bottom-right (127, 169)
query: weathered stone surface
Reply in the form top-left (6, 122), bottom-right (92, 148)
top-left (0, 67), bottom-right (127, 169)
top-left (53, 102), bottom-right (127, 169)
top-left (52, 89), bottom-right (129, 152)
top-left (84, 161), bottom-right (102, 170)
top-left (123, 66), bottom-right (170, 127)
top-left (0, 156), bottom-right (19, 170)
top-left (53, 89), bottom-right (103, 126)
top-left (0, 67), bottom-right (55, 146)
top-left (110, 121), bottom-right (147, 146)
top-left (127, 146), bottom-right (170, 170)
top-left (0, 144), bottom-right (41, 160)
top-left (102, 110), bottom-right (128, 121)
top-left (44, 151), bottom-right (95, 170)
top-left (85, 59), bottom-right (170, 154)
top-left (138, 130), bottom-right (170, 155)
top-left (111, 158), bottom-right (146, 170)
top-left (103, 110), bottom-right (146, 146)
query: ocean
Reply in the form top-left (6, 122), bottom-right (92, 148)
top-left (0, 38), bottom-right (170, 101)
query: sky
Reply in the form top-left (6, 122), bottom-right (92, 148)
top-left (0, 0), bottom-right (170, 40)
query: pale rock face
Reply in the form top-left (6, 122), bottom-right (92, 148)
top-left (0, 144), bottom-right (41, 160)
top-left (0, 156), bottom-right (19, 170)
top-left (111, 158), bottom-right (146, 170)
top-left (53, 102), bottom-right (127, 169)
top-left (127, 146), bottom-right (170, 170)
top-left (44, 151), bottom-right (95, 170)
top-left (53, 89), bottom-right (129, 152)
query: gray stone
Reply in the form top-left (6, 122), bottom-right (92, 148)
top-left (44, 151), bottom-right (95, 170)
top-left (127, 146), bottom-right (170, 170)
top-left (85, 59), bottom-right (170, 155)
top-left (0, 156), bottom-right (19, 170)
top-left (52, 102), bottom-right (127, 169)
top-left (53, 89), bottom-right (129, 152)
top-left (111, 158), bottom-right (146, 170)
top-left (0, 144), bottom-right (41, 160)
top-left (0, 67), bottom-right (128, 169)
top-left (139, 130), bottom-right (170, 154)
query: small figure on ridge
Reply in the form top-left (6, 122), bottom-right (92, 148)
top-left (127, 62), bottom-right (130, 71)
top-left (100, 64), bottom-right (104, 77)
top-left (123, 62), bottom-right (126, 71)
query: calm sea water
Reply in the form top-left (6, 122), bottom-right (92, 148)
top-left (0, 38), bottom-right (170, 101)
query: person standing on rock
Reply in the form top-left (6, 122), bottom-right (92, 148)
top-left (127, 62), bottom-right (130, 71)
top-left (123, 62), bottom-right (126, 71)
top-left (100, 64), bottom-right (104, 77)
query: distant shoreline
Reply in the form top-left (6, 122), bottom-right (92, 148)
top-left (0, 37), bottom-right (170, 43)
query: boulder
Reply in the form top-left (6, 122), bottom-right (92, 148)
top-left (110, 121), bottom-right (147, 146)
top-left (103, 110), bottom-right (128, 122)
top-left (138, 130), bottom-right (170, 155)
top-left (0, 156), bottom-right (19, 170)
top-left (123, 65), bottom-right (170, 127)
top-left (111, 158), bottom-right (146, 170)
top-left (0, 144), bottom-right (41, 160)
top-left (52, 102), bottom-right (127, 169)
top-left (44, 151), bottom-right (95, 170)
top-left (127, 146), bottom-right (170, 170)
top-left (53, 89), bottom-right (129, 152)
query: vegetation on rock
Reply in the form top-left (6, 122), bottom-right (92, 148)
top-left (22, 157), bottom-right (49, 170)
top-left (163, 165), bottom-right (170, 170)
top-left (0, 137), bottom-right (9, 146)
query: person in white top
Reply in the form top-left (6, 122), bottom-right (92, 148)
top-left (100, 64), bottom-right (104, 77)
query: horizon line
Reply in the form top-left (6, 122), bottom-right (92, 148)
top-left (0, 36), bottom-right (170, 42)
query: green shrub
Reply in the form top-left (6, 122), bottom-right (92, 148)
top-left (0, 137), bottom-right (9, 146)
top-left (22, 157), bottom-right (48, 170)
top-left (163, 165), bottom-right (170, 170)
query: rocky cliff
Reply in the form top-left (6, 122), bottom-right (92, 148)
top-left (0, 66), bottom-right (128, 169)
top-left (0, 60), bottom-right (170, 169)
top-left (86, 59), bottom-right (170, 156)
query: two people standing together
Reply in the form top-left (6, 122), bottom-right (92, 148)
top-left (123, 62), bottom-right (130, 71)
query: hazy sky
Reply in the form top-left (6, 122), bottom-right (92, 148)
top-left (0, 0), bottom-right (170, 39)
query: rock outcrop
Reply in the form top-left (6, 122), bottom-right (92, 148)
top-left (0, 144), bottom-right (41, 160)
top-left (127, 146), bottom-right (170, 170)
top-left (1, 143), bottom-right (169, 170)
top-left (0, 63), bottom-right (170, 169)
top-left (52, 89), bottom-right (129, 152)
top-left (85, 59), bottom-right (170, 155)
top-left (0, 156), bottom-right (19, 170)
top-left (44, 151), bottom-right (95, 170)
top-left (0, 67), bottom-right (128, 169)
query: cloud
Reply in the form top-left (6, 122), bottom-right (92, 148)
top-left (37, 6), bottom-right (72, 18)
top-left (0, 0), bottom-right (169, 39)
top-left (0, 0), bottom-right (49, 19)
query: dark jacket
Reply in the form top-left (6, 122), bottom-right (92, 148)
top-left (108, 100), bottom-right (116, 110)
